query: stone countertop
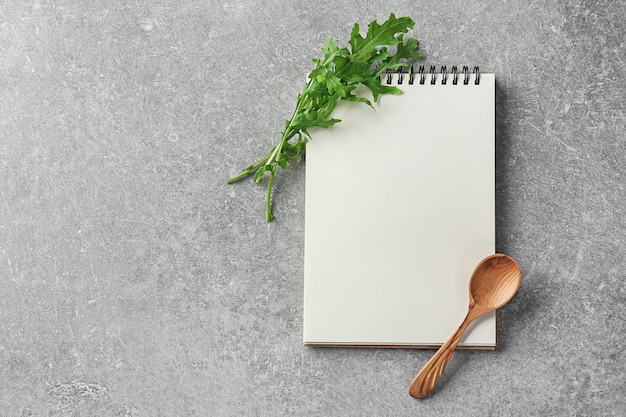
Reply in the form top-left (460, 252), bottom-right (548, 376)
top-left (1, 1), bottom-right (624, 415)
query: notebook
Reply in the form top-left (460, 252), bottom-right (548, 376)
top-left (303, 67), bottom-right (496, 348)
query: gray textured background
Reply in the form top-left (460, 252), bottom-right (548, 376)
top-left (1, 0), bottom-right (625, 416)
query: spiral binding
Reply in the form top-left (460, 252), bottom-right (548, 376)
top-left (382, 65), bottom-right (480, 85)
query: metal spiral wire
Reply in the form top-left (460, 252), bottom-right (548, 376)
top-left (383, 65), bottom-right (481, 85)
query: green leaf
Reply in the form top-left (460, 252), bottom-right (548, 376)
top-left (252, 165), bottom-right (268, 183)
top-left (349, 13), bottom-right (415, 63)
top-left (276, 154), bottom-right (290, 169)
top-left (323, 70), bottom-right (346, 97)
top-left (309, 118), bottom-right (341, 128)
top-left (363, 78), bottom-right (402, 102)
top-left (343, 93), bottom-right (373, 107)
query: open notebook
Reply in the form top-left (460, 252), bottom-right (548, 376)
top-left (303, 68), bottom-right (496, 348)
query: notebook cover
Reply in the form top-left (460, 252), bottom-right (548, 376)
top-left (303, 73), bottom-right (495, 348)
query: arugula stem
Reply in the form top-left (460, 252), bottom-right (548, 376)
top-left (265, 166), bottom-right (276, 222)
top-left (226, 153), bottom-right (271, 183)
top-left (266, 87), bottom-right (311, 167)
top-left (265, 134), bottom-right (287, 167)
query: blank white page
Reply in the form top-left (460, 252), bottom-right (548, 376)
top-left (303, 72), bottom-right (496, 348)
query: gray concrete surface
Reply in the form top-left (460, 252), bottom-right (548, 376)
top-left (1, 1), bottom-right (625, 415)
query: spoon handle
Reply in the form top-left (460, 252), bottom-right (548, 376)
top-left (409, 304), bottom-right (487, 398)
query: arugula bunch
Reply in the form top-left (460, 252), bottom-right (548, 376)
top-left (227, 14), bottom-right (422, 221)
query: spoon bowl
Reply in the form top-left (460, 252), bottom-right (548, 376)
top-left (409, 253), bottom-right (521, 399)
top-left (469, 254), bottom-right (522, 310)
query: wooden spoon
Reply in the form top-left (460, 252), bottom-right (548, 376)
top-left (408, 253), bottom-right (521, 398)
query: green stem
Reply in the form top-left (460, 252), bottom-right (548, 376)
top-left (265, 87), bottom-right (311, 167)
top-left (265, 133), bottom-right (288, 167)
top-left (226, 153), bottom-right (271, 184)
top-left (265, 166), bottom-right (276, 222)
